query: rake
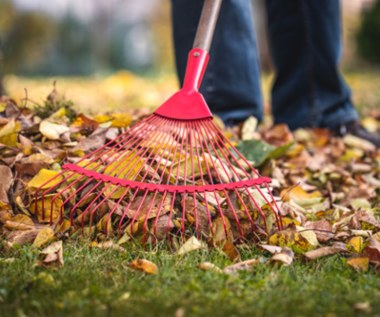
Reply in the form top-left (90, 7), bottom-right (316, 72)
top-left (34, 0), bottom-right (282, 242)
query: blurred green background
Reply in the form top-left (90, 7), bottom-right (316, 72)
top-left (1, 0), bottom-right (380, 76)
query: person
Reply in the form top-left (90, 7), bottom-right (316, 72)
top-left (171, 0), bottom-right (380, 147)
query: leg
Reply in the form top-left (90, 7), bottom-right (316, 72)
top-left (266, 0), bottom-right (358, 130)
top-left (171, 0), bottom-right (263, 124)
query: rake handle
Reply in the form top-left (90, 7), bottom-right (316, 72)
top-left (193, 0), bottom-right (223, 51)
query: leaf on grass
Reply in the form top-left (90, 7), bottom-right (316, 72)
top-left (223, 259), bottom-right (260, 275)
top-left (259, 244), bottom-right (283, 254)
top-left (32, 227), bottom-right (55, 248)
top-left (7, 229), bottom-right (40, 246)
top-left (28, 169), bottom-right (63, 190)
top-left (91, 241), bottom-right (125, 252)
top-left (198, 262), bottom-right (223, 273)
top-left (347, 257), bottom-right (369, 272)
top-left (39, 240), bottom-right (64, 267)
top-left (304, 242), bottom-right (347, 260)
top-left (128, 259), bottom-right (159, 275)
top-left (177, 236), bottom-right (207, 255)
top-left (270, 247), bottom-right (294, 266)
top-left (221, 241), bottom-right (241, 262)
top-left (39, 120), bottom-right (70, 140)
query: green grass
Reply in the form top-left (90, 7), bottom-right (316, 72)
top-left (1, 243), bottom-right (380, 317)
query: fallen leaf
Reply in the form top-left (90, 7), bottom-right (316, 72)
top-left (344, 134), bottom-right (376, 152)
top-left (241, 116), bottom-right (258, 141)
top-left (39, 120), bottom-right (70, 140)
top-left (304, 220), bottom-right (334, 243)
top-left (177, 236), bottom-right (207, 255)
top-left (270, 247), bottom-right (294, 266)
top-left (198, 262), bottom-right (223, 273)
top-left (304, 242), bottom-right (347, 260)
top-left (259, 244), bottom-right (282, 254)
top-left (39, 240), bottom-right (64, 267)
top-left (223, 259), bottom-right (260, 275)
top-left (32, 227), bottom-right (55, 248)
top-left (28, 169), bottom-right (63, 190)
top-left (347, 256), bottom-right (369, 272)
top-left (128, 259), bottom-right (159, 275)
top-left (0, 165), bottom-right (13, 204)
top-left (347, 236), bottom-right (365, 254)
top-left (0, 119), bottom-right (21, 146)
top-left (363, 237), bottom-right (380, 268)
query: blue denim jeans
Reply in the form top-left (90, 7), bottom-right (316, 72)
top-left (171, 0), bottom-right (358, 129)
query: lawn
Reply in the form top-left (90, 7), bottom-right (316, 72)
top-left (1, 243), bottom-right (379, 317)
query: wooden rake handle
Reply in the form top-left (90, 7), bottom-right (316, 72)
top-left (193, 0), bottom-right (223, 52)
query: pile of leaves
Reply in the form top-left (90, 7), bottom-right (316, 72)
top-left (0, 87), bottom-right (380, 272)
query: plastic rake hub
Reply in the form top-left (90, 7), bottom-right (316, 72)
top-left (34, 49), bottom-right (282, 241)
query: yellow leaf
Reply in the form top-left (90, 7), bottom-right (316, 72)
top-left (55, 219), bottom-right (71, 234)
top-left (347, 236), bottom-right (365, 254)
top-left (198, 262), bottom-right (223, 273)
top-left (28, 169), bottom-right (63, 190)
top-left (12, 214), bottom-right (34, 226)
top-left (0, 119), bottom-right (21, 146)
top-left (31, 195), bottom-right (63, 223)
top-left (94, 113), bottom-right (113, 124)
top-left (111, 113), bottom-right (132, 128)
top-left (269, 230), bottom-right (315, 254)
top-left (347, 257), bottom-right (369, 272)
top-left (281, 185), bottom-right (322, 202)
top-left (177, 236), bottom-right (207, 255)
top-left (129, 259), bottom-right (159, 275)
top-left (33, 227), bottom-right (55, 248)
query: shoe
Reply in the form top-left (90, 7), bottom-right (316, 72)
top-left (334, 120), bottom-right (380, 148)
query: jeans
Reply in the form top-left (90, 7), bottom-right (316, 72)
top-left (171, 0), bottom-right (358, 130)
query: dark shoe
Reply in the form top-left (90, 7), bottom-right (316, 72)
top-left (334, 120), bottom-right (380, 148)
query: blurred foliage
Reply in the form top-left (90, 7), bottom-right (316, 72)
top-left (0, 0), bottom-right (56, 74)
top-left (356, 0), bottom-right (380, 65)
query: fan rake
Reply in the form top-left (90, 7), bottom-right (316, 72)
top-left (33, 0), bottom-right (282, 243)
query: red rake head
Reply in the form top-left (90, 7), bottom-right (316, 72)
top-left (33, 49), bottom-right (282, 243)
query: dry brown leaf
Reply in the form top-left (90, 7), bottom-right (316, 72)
top-left (0, 165), bottom-right (12, 205)
top-left (223, 259), bottom-right (260, 275)
top-left (304, 242), bottom-right (347, 260)
top-left (363, 237), bottom-right (380, 268)
top-left (39, 240), bottom-right (64, 267)
top-left (128, 259), bottom-right (159, 275)
top-left (304, 220), bottom-right (334, 243)
top-left (270, 247), bottom-right (294, 266)
top-left (198, 262), bottom-right (223, 273)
